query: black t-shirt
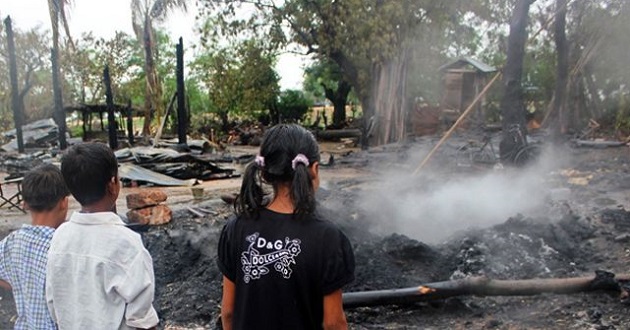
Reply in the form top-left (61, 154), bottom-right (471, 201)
top-left (217, 208), bottom-right (355, 330)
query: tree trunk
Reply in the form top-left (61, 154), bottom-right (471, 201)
top-left (499, 0), bottom-right (535, 162)
top-left (51, 49), bottom-right (67, 150)
top-left (5, 16), bottom-right (24, 153)
top-left (323, 81), bottom-right (351, 129)
top-left (328, 50), bottom-right (373, 149)
top-left (551, 0), bottom-right (569, 137)
top-left (48, 0), bottom-right (67, 150)
top-left (141, 17), bottom-right (158, 138)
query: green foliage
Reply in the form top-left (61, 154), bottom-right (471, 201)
top-left (303, 59), bottom-right (343, 103)
top-left (62, 31), bottom-right (143, 105)
top-left (197, 0), bottom-right (524, 129)
top-left (191, 37), bottom-right (280, 130)
top-left (0, 22), bottom-right (53, 126)
top-left (277, 90), bottom-right (311, 123)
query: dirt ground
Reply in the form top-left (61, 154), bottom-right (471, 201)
top-left (1, 135), bottom-right (630, 329)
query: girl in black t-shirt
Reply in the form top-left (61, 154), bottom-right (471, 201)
top-left (218, 124), bottom-right (355, 330)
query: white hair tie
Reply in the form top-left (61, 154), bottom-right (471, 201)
top-left (291, 154), bottom-right (309, 170)
top-left (255, 155), bottom-right (265, 168)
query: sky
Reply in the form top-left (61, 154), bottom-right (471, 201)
top-left (1, 0), bottom-right (307, 90)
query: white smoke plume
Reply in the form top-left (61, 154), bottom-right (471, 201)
top-left (356, 142), bottom-right (569, 244)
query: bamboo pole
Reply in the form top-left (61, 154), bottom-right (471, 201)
top-left (343, 272), bottom-right (630, 308)
top-left (412, 71), bottom-right (502, 175)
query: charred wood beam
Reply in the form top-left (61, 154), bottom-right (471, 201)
top-left (343, 271), bottom-right (630, 309)
top-left (104, 65), bottom-right (118, 150)
top-left (5, 16), bottom-right (24, 153)
top-left (127, 100), bottom-right (134, 145)
top-left (176, 37), bottom-right (187, 145)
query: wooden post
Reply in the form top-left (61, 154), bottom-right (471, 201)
top-left (4, 16), bottom-right (24, 153)
top-left (51, 49), bottom-right (67, 150)
top-left (81, 110), bottom-right (87, 140)
top-left (103, 66), bottom-right (117, 149)
top-left (127, 100), bottom-right (134, 145)
top-left (176, 37), bottom-right (187, 145)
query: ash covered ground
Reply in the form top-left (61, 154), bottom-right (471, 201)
top-left (1, 135), bottom-right (630, 329)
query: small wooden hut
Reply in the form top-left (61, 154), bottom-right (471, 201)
top-left (438, 57), bottom-right (497, 125)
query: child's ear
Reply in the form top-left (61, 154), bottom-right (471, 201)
top-left (308, 162), bottom-right (319, 180)
top-left (309, 161), bottom-right (319, 179)
top-left (59, 196), bottom-right (69, 211)
top-left (107, 175), bottom-right (121, 195)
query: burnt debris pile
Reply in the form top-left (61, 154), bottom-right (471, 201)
top-left (141, 185), bottom-right (607, 328)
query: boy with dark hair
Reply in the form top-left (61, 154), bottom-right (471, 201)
top-left (46, 142), bottom-right (159, 330)
top-left (0, 164), bottom-right (69, 329)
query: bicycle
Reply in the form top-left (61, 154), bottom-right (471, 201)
top-left (456, 124), bottom-right (541, 168)
top-left (456, 134), bottom-right (499, 167)
top-left (502, 124), bottom-right (541, 166)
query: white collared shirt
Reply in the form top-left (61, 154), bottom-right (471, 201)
top-left (46, 211), bottom-right (159, 330)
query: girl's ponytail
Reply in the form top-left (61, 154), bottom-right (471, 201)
top-left (235, 161), bottom-right (264, 218)
top-left (291, 158), bottom-right (316, 217)
top-left (238, 124), bottom-right (320, 219)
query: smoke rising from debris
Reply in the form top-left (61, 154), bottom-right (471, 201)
top-left (357, 143), bottom-right (568, 244)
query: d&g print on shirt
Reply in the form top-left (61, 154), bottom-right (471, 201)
top-left (241, 232), bottom-right (301, 283)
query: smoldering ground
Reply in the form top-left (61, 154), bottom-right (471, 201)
top-left (353, 140), bottom-right (573, 244)
top-left (1, 140), bottom-right (627, 329)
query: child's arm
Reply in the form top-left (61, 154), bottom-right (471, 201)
top-left (0, 238), bottom-right (11, 291)
top-left (221, 276), bottom-right (236, 330)
top-left (322, 289), bottom-right (348, 330)
top-left (113, 249), bottom-right (159, 329)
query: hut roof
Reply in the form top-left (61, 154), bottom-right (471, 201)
top-left (438, 57), bottom-right (497, 73)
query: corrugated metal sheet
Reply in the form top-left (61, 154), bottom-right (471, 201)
top-left (438, 57), bottom-right (497, 73)
top-left (118, 163), bottom-right (197, 187)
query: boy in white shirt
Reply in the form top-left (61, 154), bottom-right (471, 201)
top-left (46, 142), bottom-right (159, 330)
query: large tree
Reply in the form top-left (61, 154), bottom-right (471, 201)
top-left (199, 0), bottom-right (494, 145)
top-left (499, 0), bottom-right (536, 162)
top-left (550, 0), bottom-right (569, 135)
top-left (303, 59), bottom-right (352, 128)
top-left (131, 0), bottom-right (188, 138)
top-left (62, 31), bottom-right (142, 105)
top-left (0, 23), bottom-right (52, 127)
top-left (191, 39), bottom-right (279, 131)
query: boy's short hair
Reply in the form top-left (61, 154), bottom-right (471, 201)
top-left (22, 164), bottom-right (69, 212)
top-left (61, 142), bottom-right (118, 206)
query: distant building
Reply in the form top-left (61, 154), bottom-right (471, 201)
top-left (438, 57), bottom-right (497, 125)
